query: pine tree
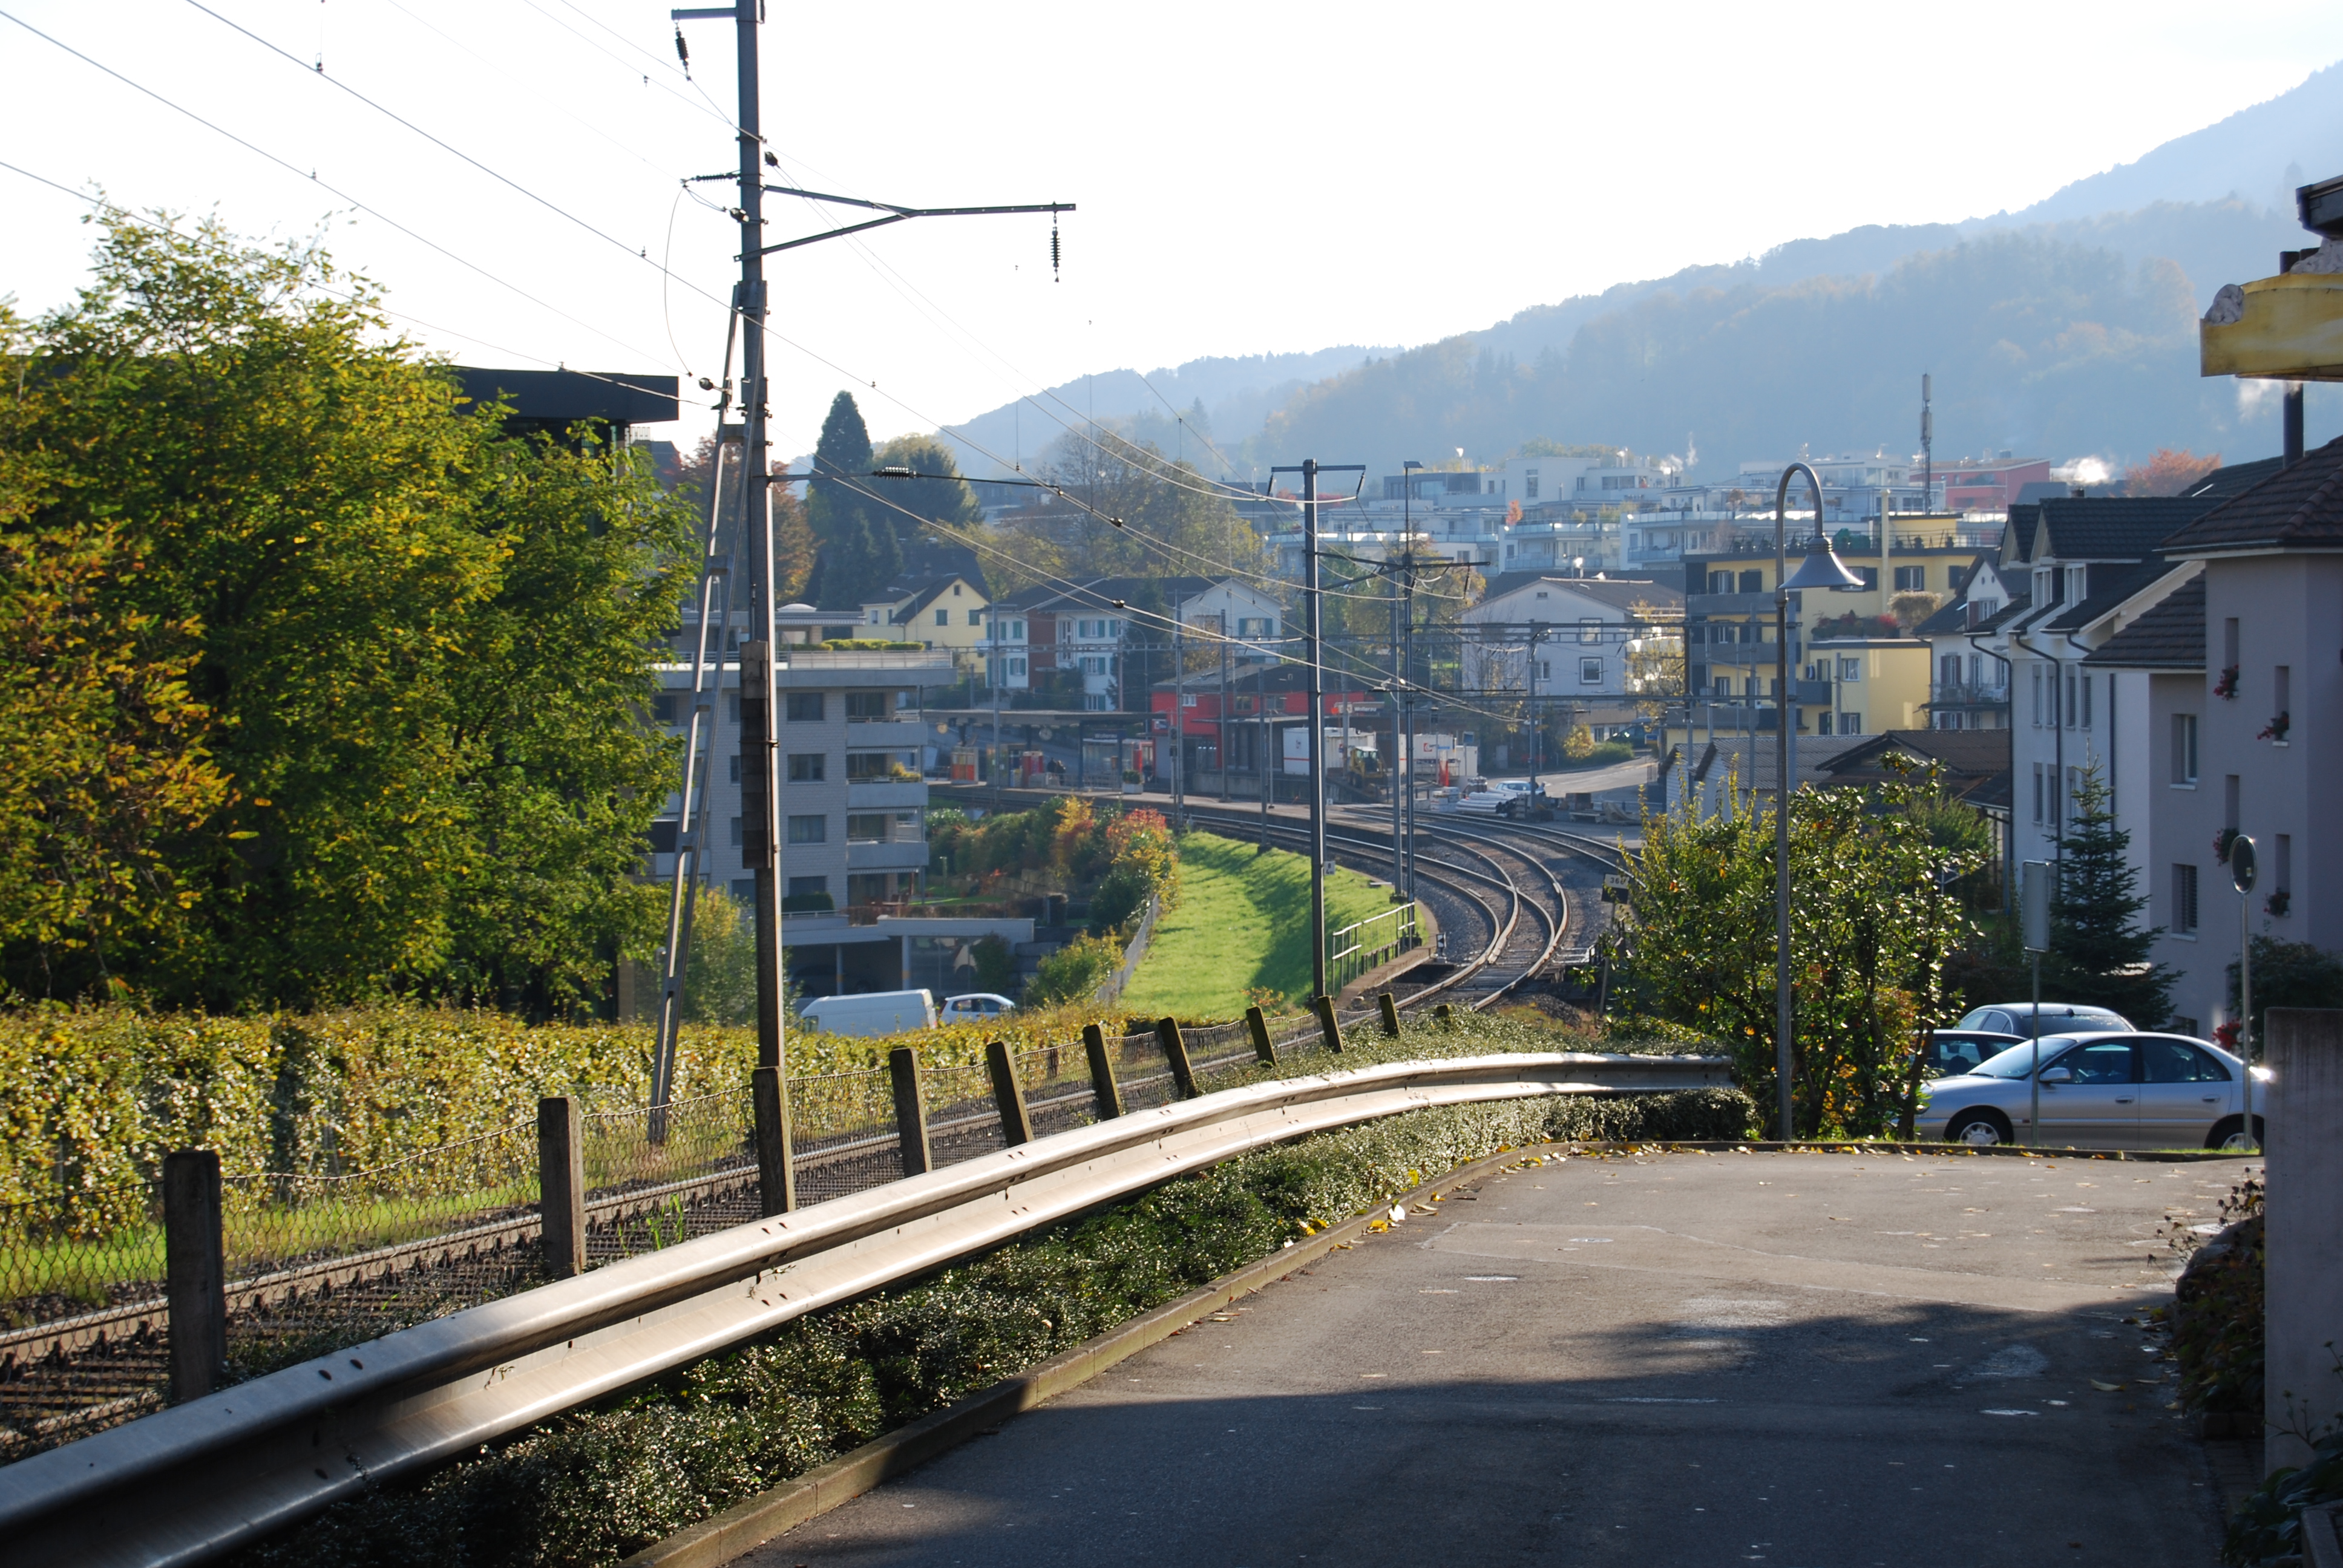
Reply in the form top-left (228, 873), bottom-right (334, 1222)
top-left (2046, 760), bottom-right (2177, 1025)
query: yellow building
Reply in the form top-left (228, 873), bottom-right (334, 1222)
top-left (860, 573), bottom-right (992, 675)
top-left (1675, 515), bottom-right (1996, 744)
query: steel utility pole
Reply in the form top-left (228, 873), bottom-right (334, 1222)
top-left (1270, 459), bottom-right (1365, 1004)
top-left (657, 4), bottom-right (1068, 1181)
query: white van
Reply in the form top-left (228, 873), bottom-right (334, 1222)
top-left (797, 988), bottom-right (936, 1038)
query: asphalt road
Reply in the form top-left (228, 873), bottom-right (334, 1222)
top-left (741, 1148), bottom-right (2257, 1568)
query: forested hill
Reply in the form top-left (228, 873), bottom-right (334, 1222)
top-left (1241, 201), bottom-right (2313, 479)
top-left (936, 62), bottom-right (2342, 480)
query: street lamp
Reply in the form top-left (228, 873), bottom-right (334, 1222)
top-left (1771, 462), bottom-right (1866, 1138)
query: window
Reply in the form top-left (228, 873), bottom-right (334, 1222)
top-left (729, 755), bottom-right (741, 783)
top-left (787, 814), bottom-right (826, 844)
top-left (787, 753), bottom-right (825, 782)
top-left (731, 878), bottom-right (757, 902)
top-left (729, 815), bottom-right (744, 847)
top-left (2063, 1040), bottom-right (2135, 1085)
top-left (2173, 863), bottom-right (2199, 935)
top-left (844, 690), bottom-right (891, 721)
top-left (1738, 570), bottom-right (1765, 594)
top-left (2172, 714), bottom-right (2198, 784)
top-left (2079, 673), bottom-right (2092, 730)
top-left (650, 694), bottom-right (681, 725)
top-left (2275, 665), bottom-right (2292, 737)
top-left (1941, 654), bottom-right (1960, 686)
top-left (785, 874), bottom-right (827, 899)
top-left (1578, 617), bottom-right (1602, 645)
top-left (1893, 565), bottom-right (1926, 591)
top-left (1708, 570), bottom-right (1734, 593)
top-left (727, 692), bottom-right (741, 724)
top-left (1818, 712), bottom-right (1834, 736)
top-left (2276, 834), bottom-right (2293, 911)
top-left (1079, 655), bottom-right (1109, 675)
top-left (1838, 656), bottom-right (1863, 682)
top-left (2223, 616), bottom-right (2240, 671)
top-left (2143, 1039), bottom-right (2228, 1083)
top-left (1525, 468), bottom-right (1541, 499)
top-left (1580, 657), bottom-right (1604, 684)
top-left (845, 751), bottom-right (900, 781)
top-left (846, 813), bottom-right (890, 842)
top-left (1539, 660), bottom-right (1553, 681)
top-left (969, 609), bottom-right (983, 626)
top-left (934, 609), bottom-right (949, 627)
top-left (2032, 763), bottom-right (2043, 823)
top-left (1856, 566), bottom-right (1879, 591)
top-left (1841, 712), bottom-right (1861, 735)
top-left (1006, 656), bottom-right (1026, 678)
top-left (1237, 616), bottom-right (1271, 638)
top-left (2065, 671), bottom-right (2077, 729)
top-left (786, 692), bottom-right (824, 722)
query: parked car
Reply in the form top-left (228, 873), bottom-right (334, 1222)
top-left (796, 988), bottom-right (936, 1037)
top-left (1915, 1032), bottom-right (2264, 1150)
top-left (942, 991), bottom-right (1017, 1021)
top-left (1919, 1029), bottom-right (2024, 1078)
top-left (1955, 1002), bottom-right (2134, 1038)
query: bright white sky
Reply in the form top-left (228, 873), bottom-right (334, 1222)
top-left (7, 1), bottom-right (2343, 463)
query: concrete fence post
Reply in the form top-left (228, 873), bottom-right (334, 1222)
top-left (752, 1066), bottom-right (794, 1216)
top-left (2265, 1007), bottom-right (2343, 1471)
top-left (1083, 1024), bottom-right (1124, 1120)
top-left (536, 1097), bottom-right (585, 1280)
top-left (1157, 1016), bottom-right (1196, 1098)
top-left (1377, 991), bottom-right (1402, 1039)
top-left (986, 1039), bottom-right (1034, 1146)
top-left (1245, 1005), bottom-right (1277, 1065)
top-left (890, 1047), bottom-right (932, 1177)
top-left (1314, 994), bottom-right (1345, 1054)
top-left (163, 1149), bottom-right (226, 1404)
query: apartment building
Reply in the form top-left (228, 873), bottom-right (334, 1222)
top-left (1679, 515), bottom-right (1991, 740)
top-left (1915, 556), bottom-right (2022, 730)
top-left (2083, 442), bottom-right (2343, 1037)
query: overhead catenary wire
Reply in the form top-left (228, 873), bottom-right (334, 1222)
top-left (0, 7), bottom-right (682, 374)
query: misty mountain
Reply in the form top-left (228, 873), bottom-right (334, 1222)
top-left (932, 62), bottom-right (2343, 482)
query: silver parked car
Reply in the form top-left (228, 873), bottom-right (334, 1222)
top-left (1916, 1033), bottom-right (2266, 1150)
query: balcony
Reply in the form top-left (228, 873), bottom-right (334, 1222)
top-left (846, 838), bottom-right (929, 872)
top-left (1929, 682), bottom-right (2008, 708)
top-left (847, 778), bottom-right (927, 810)
top-left (844, 717), bottom-right (928, 748)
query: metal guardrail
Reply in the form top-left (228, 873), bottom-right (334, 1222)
top-left (0, 1051), bottom-right (1726, 1568)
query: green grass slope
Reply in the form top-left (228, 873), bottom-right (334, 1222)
top-left (1119, 831), bottom-right (1403, 1019)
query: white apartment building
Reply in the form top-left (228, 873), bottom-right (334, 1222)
top-left (2085, 444), bottom-right (2343, 1040)
top-left (1460, 573), bottom-right (1684, 702)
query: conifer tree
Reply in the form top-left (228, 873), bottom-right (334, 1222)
top-left (2047, 760), bottom-right (2177, 1025)
top-left (807, 391), bottom-right (876, 607)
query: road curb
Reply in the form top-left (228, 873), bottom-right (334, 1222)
top-left (1575, 1139), bottom-right (2252, 1163)
top-left (616, 1140), bottom-right (1563, 1568)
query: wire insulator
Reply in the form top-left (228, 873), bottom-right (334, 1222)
top-left (1050, 221), bottom-right (1060, 283)
top-left (673, 27), bottom-right (690, 71)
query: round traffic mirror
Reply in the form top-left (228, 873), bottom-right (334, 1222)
top-left (2231, 834), bottom-right (2257, 894)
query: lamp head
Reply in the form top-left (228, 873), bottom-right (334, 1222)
top-left (1782, 540), bottom-right (1868, 592)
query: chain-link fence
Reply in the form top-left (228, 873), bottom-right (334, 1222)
top-left (788, 1068), bottom-right (901, 1204)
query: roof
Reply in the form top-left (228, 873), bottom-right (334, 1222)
top-left (894, 575), bottom-right (985, 620)
top-left (2032, 495), bottom-right (2224, 561)
top-left (1475, 574), bottom-right (1680, 616)
top-left (2082, 572), bottom-right (2206, 670)
top-left (2179, 455), bottom-right (2285, 500)
top-left (1912, 595), bottom-right (1971, 637)
top-left (992, 575), bottom-right (1240, 614)
top-left (2159, 435), bottom-right (2343, 556)
top-left (2037, 554), bottom-right (2175, 633)
top-left (1810, 728), bottom-right (2011, 811)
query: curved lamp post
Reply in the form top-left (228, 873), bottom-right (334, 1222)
top-left (1771, 463), bottom-right (1867, 1137)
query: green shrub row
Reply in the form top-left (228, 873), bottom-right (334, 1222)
top-left (231, 1071), bottom-right (1752, 1568)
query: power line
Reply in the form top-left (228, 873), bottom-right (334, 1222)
top-left (0, 7), bottom-right (680, 372)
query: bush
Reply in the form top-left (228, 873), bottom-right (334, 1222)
top-left (230, 1049), bottom-right (1751, 1568)
top-left (1027, 933), bottom-right (1122, 1005)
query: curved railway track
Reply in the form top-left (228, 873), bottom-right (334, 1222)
top-left (1170, 802), bottom-right (1604, 1014)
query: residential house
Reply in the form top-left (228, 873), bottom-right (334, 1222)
top-left (985, 576), bottom-right (1283, 711)
top-left (857, 573), bottom-right (992, 676)
top-left (2084, 439), bottom-right (2343, 1038)
top-left (1915, 556), bottom-right (2023, 730)
top-left (1460, 573), bottom-right (1683, 716)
